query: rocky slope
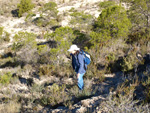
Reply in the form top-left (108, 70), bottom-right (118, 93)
top-left (0, 0), bottom-right (149, 112)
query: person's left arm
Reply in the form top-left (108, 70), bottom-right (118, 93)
top-left (77, 54), bottom-right (84, 78)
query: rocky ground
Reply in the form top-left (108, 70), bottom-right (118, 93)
top-left (1, 0), bottom-right (149, 112)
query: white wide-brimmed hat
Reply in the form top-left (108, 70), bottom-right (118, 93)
top-left (68, 44), bottom-right (80, 52)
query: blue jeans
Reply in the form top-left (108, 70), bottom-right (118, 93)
top-left (78, 73), bottom-right (85, 90)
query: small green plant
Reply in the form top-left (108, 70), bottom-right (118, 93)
top-left (121, 51), bottom-right (141, 73)
top-left (0, 72), bottom-right (12, 85)
top-left (25, 12), bottom-right (36, 21)
top-left (41, 83), bottom-right (71, 107)
top-left (0, 27), bottom-right (10, 42)
top-left (12, 32), bottom-right (37, 51)
top-left (37, 45), bottom-right (49, 55)
top-left (17, 0), bottom-right (34, 17)
top-left (39, 64), bottom-right (54, 76)
top-left (69, 7), bottom-right (77, 12)
top-left (0, 27), bottom-right (3, 37)
top-left (3, 31), bottom-right (10, 42)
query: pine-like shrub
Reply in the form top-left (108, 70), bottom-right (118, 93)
top-left (17, 0), bottom-right (34, 17)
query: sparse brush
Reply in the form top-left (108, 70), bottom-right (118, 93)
top-left (12, 32), bottom-right (38, 64)
top-left (39, 64), bottom-right (54, 76)
top-left (142, 75), bottom-right (150, 103)
top-left (98, 86), bottom-right (150, 113)
top-left (70, 79), bottom-right (97, 99)
top-left (70, 11), bottom-right (94, 31)
top-left (0, 0), bottom-right (20, 16)
top-left (0, 101), bottom-right (21, 113)
top-left (40, 83), bottom-right (71, 107)
top-left (0, 27), bottom-right (10, 43)
top-left (0, 72), bottom-right (13, 86)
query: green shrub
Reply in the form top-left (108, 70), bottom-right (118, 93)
top-left (37, 45), bottom-right (49, 55)
top-left (0, 27), bottom-right (10, 42)
top-left (41, 83), bottom-right (71, 107)
top-left (25, 11), bottom-right (36, 21)
top-left (46, 27), bottom-right (76, 65)
top-left (12, 32), bottom-right (37, 63)
top-left (0, 72), bottom-right (12, 85)
top-left (12, 32), bottom-right (37, 51)
top-left (17, 0), bottom-right (34, 17)
top-left (99, 1), bottom-right (116, 9)
top-left (120, 50), bottom-right (144, 73)
top-left (69, 7), bottom-right (77, 12)
top-left (70, 11), bottom-right (94, 31)
top-left (94, 5), bottom-right (131, 39)
top-left (90, 31), bottom-right (111, 48)
top-left (3, 31), bottom-right (10, 42)
top-left (124, 0), bottom-right (150, 31)
top-left (31, 1), bottom-right (58, 27)
top-left (39, 64), bottom-right (54, 76)
top-left (0, 27), bottom-right (3, 36)
top-left (39, 1), bottom-right (58, 18)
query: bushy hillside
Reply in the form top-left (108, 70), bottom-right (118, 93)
top-left (0, 0), bottom-right (150, 112)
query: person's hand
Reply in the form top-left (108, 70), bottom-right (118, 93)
top-left (77, 73), bottom-right (80, 78)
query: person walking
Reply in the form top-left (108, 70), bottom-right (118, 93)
top-left (68, 44), bottom-right (87, 90)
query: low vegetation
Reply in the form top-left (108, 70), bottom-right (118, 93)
top-left (0, 0), bottom-right (150, 112)
top-left (17, 0), bottom-right (35, 17)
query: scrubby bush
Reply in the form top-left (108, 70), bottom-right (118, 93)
top-left (32, 1), bottom-right (58, 27)
top-left (39, 64), bottom-right (54, 76)
top-left (70, 79), bottom-right (97, 99)
top-left (94, 5), bottom-right (131, 39)
top-left (99, 1), bottom-right (116, 9)
top-left (70, 11), bottom-right (94, 31)
top-left (0, 27), bottom-right (3, 37)
top-left (98, 86), bottom-right (150, 112)
top-left (0, 72), bottom-right (13, 85)
top-left (72, 30), bottom-right (91, 49)
top-left (39, 1), bottom-right (58, 17)
top-left (12, 32), bottom-right (37, 51)
top-left (17, 0), bottom-right (34, 17)
top-left (0, 101), bottom-right (21, 113)
top-left (41, 83), bottom-right (71, 107)
top-left (0, 27), bottom-right (10, 43)
top-left (142, 75), bottom-right (150, 103)
top-left (25, 11), bottom-right (36, 22)
top-left (90, 4), bottom-right (131, 64)
top-left (46, 26), bottom-right (76, 65)
top-left (121, 50), bottom-right (144, 73)
top-left (12, 32), bottom-right (38, 64)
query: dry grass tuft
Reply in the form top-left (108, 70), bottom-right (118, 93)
top-left (0, 101), bottom-right (21, 113)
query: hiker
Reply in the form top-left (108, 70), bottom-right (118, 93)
top-left (68, 44), bottom-right (87, 90)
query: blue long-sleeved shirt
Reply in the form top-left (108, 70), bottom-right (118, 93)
top-left (71, 52), bottom-right (87, 74)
